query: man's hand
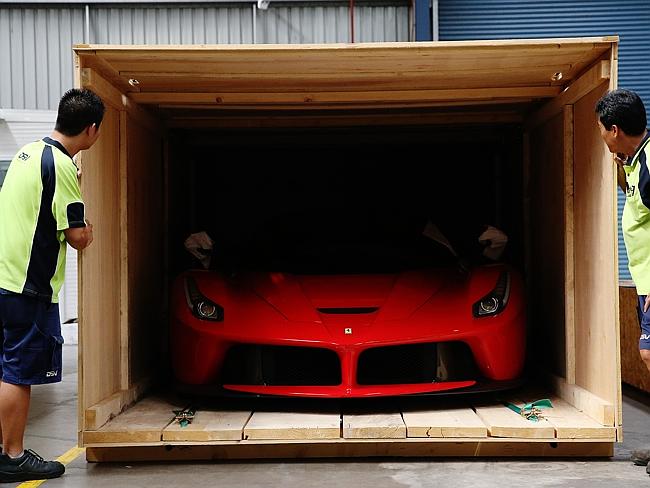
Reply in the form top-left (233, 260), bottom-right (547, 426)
top-left (64, 219), bottom-right (93, 250)
top-left (644, 295), bottom-right (650, 313)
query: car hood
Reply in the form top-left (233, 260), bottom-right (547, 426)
top-left (237, 269), bottom-right (462, 322)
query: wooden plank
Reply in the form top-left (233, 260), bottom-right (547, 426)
top-left (402, 405), bottom-right (488, 438)
top-left (609, 43), bottom-right (623, 433)
top-left (474, 402), bottom-right (555, 439)
top-left (564, 104), bottom-right (576, 385)
top-left (75, 37), bottom-right (617, 51)
top-left (521, 396), bottom-right (615, 440)
top-left (84, 378), bottom-right (151, 430)
top-left (551, 375), bottom-right (615, 427)
top-left (78, 106), bottom-right (122, 413)
top-left (84, 397), bottom-right (182, 444)
top-left (572, 82), bottom-right (619, 419)
top-left (163, 410), bottom-right (253, 442)
top-left (85, 392), bottom-right (122, 432)
top-left (243, 411), bottom-right (341, 440)
top-left (119, 71), bottom-right (569, 94)
top-left (343, 412), bottom-right (406, 439)
top-left (72, 39), bottom-right (614, 106)
top-left (95, 44), bottom-right (606, 64)
top-left (85, 441), bottom-right (614, 462)
top-left (78, 40), bottom-right (612, 74)
top-left (526, 60), bottom-right (610, 129)
top-left (119, 110), bottom-right (129, 391)
top-left (129, 87), bottom-right (559, 106)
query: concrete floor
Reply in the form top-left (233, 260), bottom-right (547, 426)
top-left (12, 345), bottom-right (650, 487)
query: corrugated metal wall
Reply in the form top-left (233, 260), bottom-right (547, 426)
top-left (0, 8), bottom-right (85, 110)
top-left (440, 0), bottom-right (650, 282)
top-left (0, 2), bottom-right (410, 111)
top-left (90, 5), bottom-right (254, 44)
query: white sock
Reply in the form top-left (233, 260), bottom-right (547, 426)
top-left (7, 451), bottom-right (24, 459)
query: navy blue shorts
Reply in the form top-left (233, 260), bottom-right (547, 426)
top-left (0, 289), bottom-right (63, 385)
top-left (638, 295), bottom-right (650, 350)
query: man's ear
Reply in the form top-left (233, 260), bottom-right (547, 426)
top-left (611, 124), bottom-right (620, 137)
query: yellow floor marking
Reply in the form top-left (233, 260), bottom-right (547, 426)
top-left (15, 446), bottom-right (85, 488)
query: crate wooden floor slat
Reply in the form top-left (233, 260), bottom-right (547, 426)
top-left (163, 410), bottom-right (253, 442)
top-left (84, 392), bottom-right (617, 449)
top-left (343, 412), bottom-right (406, 439)
top-left (85, 397), bottom-right (185, 444)
top-left (512, 394), bottom-right (617, 440)
top-left (401, 403), bottom-right (488, 438)
top-left (474, 401), bottom-right (556, 439)
top-left (244, 411), bottom-right (341, 440)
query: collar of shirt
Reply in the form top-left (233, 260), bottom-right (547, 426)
top-left (630, 129), bottom-right (650, 164)
top-left (42, 136), bottom-right (73, 159)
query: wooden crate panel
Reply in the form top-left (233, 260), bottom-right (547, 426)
top-left (402, 404), bottom-right (488, 438)
top-left (243, 411), bottom-right (341, 440)
top-left (343, 412), bottom-right (406, 439)
top-left (163, 410), bottom-right (253, 442)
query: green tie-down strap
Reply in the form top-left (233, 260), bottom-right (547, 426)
top-left (504, 399), bottom-right (553, 422)
top-left (173, 407), bottom-right (197, 428)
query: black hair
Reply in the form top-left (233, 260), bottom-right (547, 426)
top-left (595, 89), bottom-right (647, 136)
top-left (54, 88), bottom-right (105, 137)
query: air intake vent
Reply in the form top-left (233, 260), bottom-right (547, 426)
top-left (317, 307), bottom-right (379, 314)
top-left (221, 345), bottom-right (341, 386)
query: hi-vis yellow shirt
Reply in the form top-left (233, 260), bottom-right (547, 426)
top-left (623, 131), bottom-right (650, 294)
top-left (0, 137), bottom-right (85, 303)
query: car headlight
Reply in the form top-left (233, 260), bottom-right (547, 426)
top-left (472, 271), bottom-right (510, 318)
top-left (185, 276), bottom-right (224, 322)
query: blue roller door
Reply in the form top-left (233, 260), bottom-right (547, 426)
top-left (439, 0), bottom-right (650, 282)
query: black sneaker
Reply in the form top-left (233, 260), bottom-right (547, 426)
top-left (0, 449), bottom-right (65, 482)
top-left (632, 448), bottom-right (650, 466)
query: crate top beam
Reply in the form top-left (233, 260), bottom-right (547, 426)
top-left (74, 37), bottom-right (617, 111)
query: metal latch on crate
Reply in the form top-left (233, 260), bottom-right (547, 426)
top-left (504, 399), bottom-right (553, 422)
top-left (173, 407), bottom-right (196, 428)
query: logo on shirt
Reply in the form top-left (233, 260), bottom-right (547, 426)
top-left (45, 370), bottom-right (58, 378)
top-left (18, 152), bottom-right (30, 161)
top-left (627, 185), bottom-right (636, 198)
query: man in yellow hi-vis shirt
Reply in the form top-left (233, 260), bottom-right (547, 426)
top-left (0, 89), bottom-right (103, 482)
top-left (596, 89), bottom-right (650, 470)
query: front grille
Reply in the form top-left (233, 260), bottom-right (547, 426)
top-left (357, 342), bottom-right (478, 385)
top-left (221, 344), bottom-right (341, 386)
top-left (357, 343), bottom-right (437, 385)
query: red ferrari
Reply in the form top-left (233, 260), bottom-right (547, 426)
top-left (170, 230), bottom-right (526, 398)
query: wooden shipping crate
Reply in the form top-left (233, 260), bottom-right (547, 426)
top-left (74, 37), bottom-right (621, 460)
